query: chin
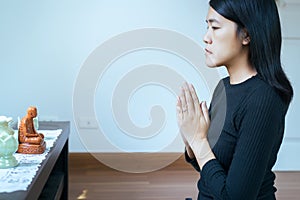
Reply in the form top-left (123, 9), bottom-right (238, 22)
top-left (205, 60), bottom-right (218, 68)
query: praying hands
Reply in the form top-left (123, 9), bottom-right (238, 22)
top-left (176, 82), bottom-right (215, 169)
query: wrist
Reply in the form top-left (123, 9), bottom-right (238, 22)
top-left (185, 145), bottom-right (195, 159)
top-left (190, 134), bottom-right (208, 150)
top-left (190, 136), bottom-right (215, 169)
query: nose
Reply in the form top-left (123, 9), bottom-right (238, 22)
top-left (203, 30), bottom-right (212, 44)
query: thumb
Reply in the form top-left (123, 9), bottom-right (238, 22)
top-left (201, 101), bottom-right (209, 123)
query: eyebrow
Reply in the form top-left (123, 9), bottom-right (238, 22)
top-left (206, 18), bottom-right (221, 24)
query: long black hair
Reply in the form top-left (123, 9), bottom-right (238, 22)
top-left (209, 0), bottom-right (293, 104)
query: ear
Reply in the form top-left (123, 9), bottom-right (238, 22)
top-left (242, 36), bottom-right (250, 45)
top-left (241, 29), bottom-right (250, 45)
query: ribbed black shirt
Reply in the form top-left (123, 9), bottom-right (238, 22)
top-left (186, 75), bottom-right (289, 200)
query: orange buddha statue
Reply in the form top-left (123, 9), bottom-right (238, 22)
top-left (17, 106), bottom-right (46, 154)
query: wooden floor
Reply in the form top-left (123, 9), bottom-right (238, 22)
top-left (69, 153), bottom-right (300, 200)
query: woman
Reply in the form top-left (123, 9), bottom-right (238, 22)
top-left (176, 0), bottom-right (293, 199)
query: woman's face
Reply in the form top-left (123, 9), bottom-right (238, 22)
top-left (203, 7), bottom-right (247, 68)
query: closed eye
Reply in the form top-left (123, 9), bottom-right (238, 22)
top-left (206, 18), bottom-right (221, 30)
top-left (212, 26), bottom-right (220, 30)
top-left (206, 25), bottom-right (220, 30)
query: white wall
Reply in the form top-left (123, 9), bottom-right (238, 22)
top-left (1, 1), bottom-right (299, 170)
top-left (0, 0), bottom-right (209, 152)
top-left (273, 1), bottom-right (300, 170)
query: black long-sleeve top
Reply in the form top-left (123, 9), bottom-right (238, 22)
top-left (186, 75), bottom-right (289, 200)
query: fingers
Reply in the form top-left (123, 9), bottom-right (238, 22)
top-left (178, 82), bottom-right (206, 121)
top-left (176, 95), bottom-right (182, 108)
top-left (179, 85), bottom-right (188, 116)
top-left (177, 82), bottom-right (211, 144)
top-left (176, 96), bottom-right (183, 123)
top-left (189, 84), bottom-right (200, 116)
top-left (178, 82), bottom-right (195, 116)
top-left (200, 101), bottom-right (210, 123)
top-left (180, 82), bottom-right (209, 118)
top-left (183, 82), bottom-right (195, 113)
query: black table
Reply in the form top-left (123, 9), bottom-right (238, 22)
top-left (0, 121), bottom-right (70, 200)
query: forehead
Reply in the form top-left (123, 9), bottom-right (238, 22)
top-left (206, 7), bottom-right (238, 30)
top-left (206, 7), bottom-right (229, 24)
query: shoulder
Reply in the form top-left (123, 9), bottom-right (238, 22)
top-left (231, 78), bottom-right (289, 141)
top-left (245, 77), bottom-right (283, 107)
top-left (234, 77), bottom-right (287, 124)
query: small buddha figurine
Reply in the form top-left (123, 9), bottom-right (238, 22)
top-left (17, 106), bottom-right (46, 154)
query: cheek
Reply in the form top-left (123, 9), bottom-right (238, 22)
top-left (207, 31), bottom-right (241, 66)
top-left (212, 43), bottom-right (228, 60)
top-left (215, 36), bottom-right (242, 57)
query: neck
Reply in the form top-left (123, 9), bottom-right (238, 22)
top-left (226, 57), bottom-right (257, 84)
top-left (227, 67), bottom-right (257, 85)
top-left (224, 45), bottom-right (257, 84)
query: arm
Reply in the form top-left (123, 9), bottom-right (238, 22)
top-left (200, 88), bottom-right (284, 199)
top-left (179, 79), bottom-right (225, 171)
top-left (177, 82), bottom-right (214, 171)
top-left (184, 142), bottom-right (201, 172)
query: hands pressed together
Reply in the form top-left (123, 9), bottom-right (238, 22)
top-left (176, 82), bottom-right (215, 169)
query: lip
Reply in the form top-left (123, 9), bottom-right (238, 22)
top-left (205, 48), bottom-right (212, 54)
